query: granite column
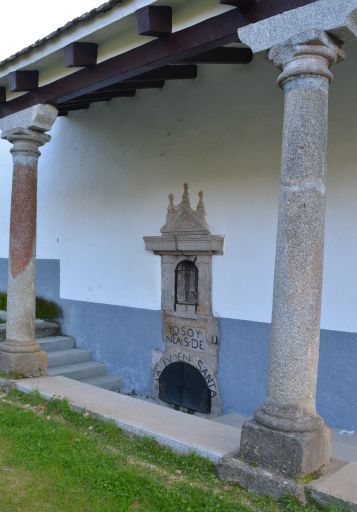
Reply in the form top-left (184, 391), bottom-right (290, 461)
top-left (240, 31), bottom-right (344, 476)
top-left (0, 105), bottom-right (57, 376)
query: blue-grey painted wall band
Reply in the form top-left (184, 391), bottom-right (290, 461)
top-left (0, 258), bottom-right (355, 430)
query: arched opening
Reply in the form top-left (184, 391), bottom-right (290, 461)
top-left (175, 260), bottom-right (198, 307)
top-left (159, 362), bottom-right (211, 414)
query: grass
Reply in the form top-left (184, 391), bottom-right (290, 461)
top-left (0, 389), bottom-right (345, 512)
top-left (0, 292), bottom-right (61, 322)
top-left (294, 472), bottom-right (322, 485)
top-left (0, 371), bottom-right (25, 380)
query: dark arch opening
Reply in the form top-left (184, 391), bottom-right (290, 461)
top-left (175, 260), bottom-right (198, 307)
top-left (159, 362), bottom-right (211, 414)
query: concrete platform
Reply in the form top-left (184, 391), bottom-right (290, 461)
top-left (15, 376), bottom-right (241, 462)
top-left (308, 462), bottom-right (357, 511)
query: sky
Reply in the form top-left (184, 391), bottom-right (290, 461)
top-left (0, 0), bottom-right (103, 61)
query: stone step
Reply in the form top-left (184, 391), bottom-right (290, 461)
top-left (48, 361), bottom-right (107, 380)
top-left (0, 319), bottom-right (60, 341)
top-left (35, 320), bottom-right (60, 338)
top-left (82, 374), bottom-right (122, 391)
top-left (47, 348), bottom-right (91, 368)
top-left (38, 336), bottom-right (74, 352)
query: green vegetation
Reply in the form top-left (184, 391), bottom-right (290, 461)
top-left (0, 292), bottom-right (61, 321)
top-left (35, 296), bottom-right (62, 321)
top-left (0, 292), bottom-right (6, 311)
top-left (294, 472), bottom-right (321, 485)
top-left (0, 389), bottom-right (344, 512)
top-left (0, 371), bottom-right (25, 380)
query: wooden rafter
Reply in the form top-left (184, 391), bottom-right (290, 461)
top-left (8, 70), bottom-right (39, 92)
top-left (64, 42), bottom-right (98, 68)
top-left (220, 0), bottom-right (253, 7)
top-left (97, 80), bottom-right (165, 93)
top-left (58, 103), bottom-right (90, 112)
top-left (183, 47), bottom-right (252, 64)
top-left (135, 6), bottom-right (172, 37)
top-left (61, 90), bottom-right (136, 104)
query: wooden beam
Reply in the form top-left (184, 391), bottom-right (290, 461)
top-left (243, 0), bottom-right (320, 19)
top-left (98, 80), bottom-right (165, 93)
top-left (8, 70), bottom-right (38, 92)
top-left (64, 97), bottom-right (112, 104)
top-left (64, 42), bottom-right (98, 68)
top-left (183, 47), bottom-right (252, 64)
top-left (128, 65), bottom-right (197, 82)
top-left (66, 90), bottom-right (136, 102)
top-left (57, 103), bottom-right (90, 112)
top-left (220, 0), bottom-right (252, 7)
top-left (0, 1), bottom-right (320, 117)
top-left (136, 6), bottom-right (172, 37)
top-left (0, 87), bottom-right (5, 104)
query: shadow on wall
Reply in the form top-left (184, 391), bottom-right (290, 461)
top-left (0, 257), bottom-right (356, 430)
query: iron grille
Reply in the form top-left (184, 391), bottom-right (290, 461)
top-left (159, 362), bottom-right (211, 414)
top-left (175, 260), bottom-right (198, 306)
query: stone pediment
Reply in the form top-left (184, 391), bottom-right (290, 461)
top-left (144, 184), bottom-right (224, 254)
top-left (161, 202), bottom-right (210, 235)
top-left (161, 184), bottom-right (209, 234)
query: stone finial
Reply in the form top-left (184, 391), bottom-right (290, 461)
top-left (196, 191), bottom-right (206, 220)
top-left (168, 193), bottom-right (174, 209)
top-left (166, 193), bottom-right (175, 223)
top-left (181, 183), bottom-right (191, 208)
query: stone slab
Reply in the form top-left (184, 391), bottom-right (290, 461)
top-left (217, 456), bottom-right (348, 503)
top-left (0, 104), bottom-right (57, 133)
top-left (238, 0), bottom-right (357, 53)
top-left (15, 376), bottom-right (241, 462)
top-left (240, 419), bottom-right (331, 477)
top-left (308, 462), bottom-right (357, 511)
top-left (0, 350), bottom-right (47, 377)
top-left (216, 456), bottom-right (306, 501)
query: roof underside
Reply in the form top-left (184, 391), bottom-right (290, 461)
top-left (0, 0), bottom-right (320, 119)
top-left (0, 0), bottom-right (124, 69)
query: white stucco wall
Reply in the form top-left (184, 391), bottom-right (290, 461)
top-left (0, 42), bottom-right (356, 332)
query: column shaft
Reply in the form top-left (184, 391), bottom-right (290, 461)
top-left (264, 75), bottom-right (330, 422)
top-left (6, 139), bottom-right (40, 351)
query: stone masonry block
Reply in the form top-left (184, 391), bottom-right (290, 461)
top-left (239, 419), bottom-right (331, 477)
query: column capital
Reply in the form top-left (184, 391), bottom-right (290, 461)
top-left (269, 30), bottom-right (345, 88)
top-left (0, 104), bottom-right (57, 158)
top-left (1, 128), bottom-right (51, 158)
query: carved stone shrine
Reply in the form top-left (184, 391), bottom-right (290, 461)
top-left (144, 184), bottom-right (224, 415)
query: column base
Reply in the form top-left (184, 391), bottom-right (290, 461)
top-left (0, 349), bottom-right (48, 377)
top-left (239, 419), bottom-right (331, 477)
